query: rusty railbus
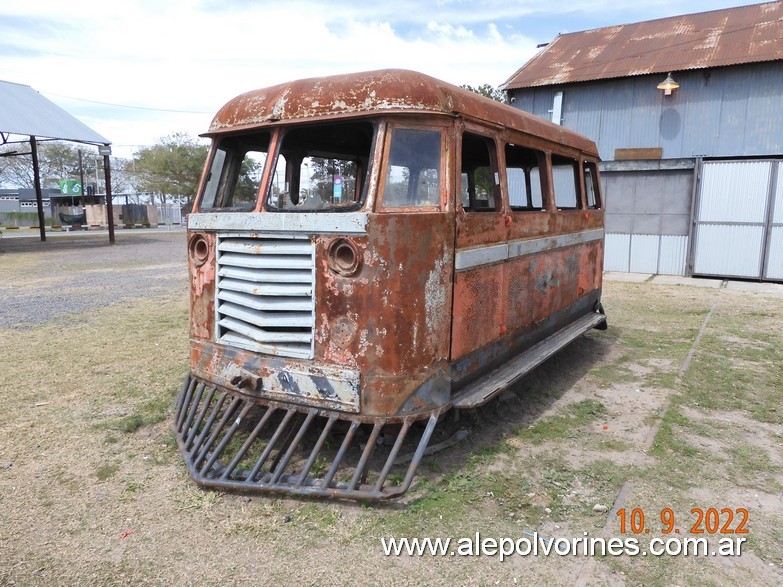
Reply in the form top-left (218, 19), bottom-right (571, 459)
top-left (175, 69), bottom-right (607, 500)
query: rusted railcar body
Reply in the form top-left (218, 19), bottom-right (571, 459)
top-left (175, 69), bottom-right (607, 500)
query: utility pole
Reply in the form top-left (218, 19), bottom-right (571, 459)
top-left (30, 136), bottom-right (46, 242)
top-left (78, 149), bottom-right (85, 207)
top-left (99, 145), bottom-right (115, 245)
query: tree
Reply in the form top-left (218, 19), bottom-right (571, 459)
top-left (0, 141), bottom-right (83, 189)
top-left (0, 140), bottom-right (133, 197)
top-left (131, 132), bottom-right (209, 207)
top-left (461, 84), bottom-right (508, 104)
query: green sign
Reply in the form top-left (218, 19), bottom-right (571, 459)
top-left (59, 180), bottom-right (82, 196)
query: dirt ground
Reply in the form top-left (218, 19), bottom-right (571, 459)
top-left (0, 232), bottom-right (781, 586)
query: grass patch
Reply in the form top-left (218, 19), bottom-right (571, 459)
top-left (170, 486), bottom-right (222, 512)
top-left (516, 399), bottom-right (607, 444)
top-left (679, 309), bottom-right (783, 424)
top-left (290, 503), bottom-right (342, 537)
top-left (650, 405), bottom-right (699, 459)
top-left (596, 438), bottom-right (633, 451)
top-left (95, 462), bottom-right (121, 481)
top-left (104, 395), bottom-right (172, 433)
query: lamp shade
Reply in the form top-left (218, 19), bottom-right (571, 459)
top-left (657, 73), bottom-right (680, 96)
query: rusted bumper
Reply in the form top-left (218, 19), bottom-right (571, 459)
top-left (172, 374), bottom-right (441, 501)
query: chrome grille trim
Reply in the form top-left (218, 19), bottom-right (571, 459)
top-left (216, 234), bottom-right (315, 359)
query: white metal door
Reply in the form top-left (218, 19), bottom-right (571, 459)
top-left (693, 161), bottom-right (773, 280)
top-left (763, 163), bottom-right (783, 280)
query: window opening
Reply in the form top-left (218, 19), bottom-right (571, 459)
top-left (551, 155), bottom-right (581, 210)
top-left (461, 133), bottom-right (499, 211)
top-left (505, 143), bottom-right (545, 211)
top-left (584, 162), bottom-right (601, 209)
top-left (200, 132), bottom-right (270, 211)
top-left (267, 120), bottom-right (374, 211)
top-left (382, 128), bottom-right (442, 208)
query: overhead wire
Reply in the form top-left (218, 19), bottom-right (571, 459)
top-left (39, 91), bottom-right (212, 114)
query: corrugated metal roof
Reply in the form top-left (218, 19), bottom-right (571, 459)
top-left (503, 2), bottom-right (783, 89)
top-left (0, 80), bottom-right (110, 144)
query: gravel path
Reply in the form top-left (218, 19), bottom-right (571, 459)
top-left (0, 232), bottom-right (188, 329)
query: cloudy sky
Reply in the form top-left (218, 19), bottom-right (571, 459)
top-left (0, 0), bottom-right (765, 158)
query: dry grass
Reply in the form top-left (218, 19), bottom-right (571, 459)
top-left (0, 237), bottom-right (781, 586)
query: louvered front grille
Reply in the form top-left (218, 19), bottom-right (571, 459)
top-left (216, 235), bottom-right (315, 359)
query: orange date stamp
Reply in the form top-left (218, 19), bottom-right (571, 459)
top-left (616, 507), bottom-right (749, 535)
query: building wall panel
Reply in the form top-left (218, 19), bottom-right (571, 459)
top-left (765, 165), bottom-right (783, 280)
top-left (510, 62), bottom-right (783, 161)
top-left (658, 235), bottom-right (689, 276)
top-left (774, 164), bottom-right (783, 225)
top-left (603, 168), bottom-right (692, 237)
top-left (765, 227), bottom-right (783, 280)
top-left (697, 161), bottom-right (770, 223)
top-left (629, 234), bottom-right (659, 273)
top-left (694, 224), bottom-right (765, 278)
top-left (604, 233), bottom-right (630, 272)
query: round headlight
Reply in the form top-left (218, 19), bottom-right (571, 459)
top-left (327, 238), bottom-right (361, 276)
top-left (188, 234), bottom-right (210, 266)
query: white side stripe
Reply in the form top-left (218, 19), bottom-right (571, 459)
top-left (455, 229), bottom-right (604, 271)
top-left (189, 212), bottom-right (368, 235)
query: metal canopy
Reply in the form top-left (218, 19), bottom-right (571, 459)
top-left (0, 79), bottom-right (115, 243)
top-left (0, 80), bottom-right (110, 145)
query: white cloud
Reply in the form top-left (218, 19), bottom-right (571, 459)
top-left (0, 0), bottom-right (762, 156)
top-left (0, 1), bottom-right (540, 156)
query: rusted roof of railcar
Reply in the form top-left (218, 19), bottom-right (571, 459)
top-left (207, 69), bottom-right (597, 154)
top-left (503, 2), bottom-right (783, 89)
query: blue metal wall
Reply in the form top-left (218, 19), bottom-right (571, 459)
top-left (509, 61), bottom-right (783, 161)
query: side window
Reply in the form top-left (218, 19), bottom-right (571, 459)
top-left (584, 161), bottom-right (601, 209)
top-left (461, 133), bottom-right (499, 211)
top-left (551, 155), bottom-right (582, 210)
top-left (382, 128), bottom-right (441, 208)
top-left (199, 133), bottom-right (269, 211)
top-left (505, 143), bottom-right (545, 211)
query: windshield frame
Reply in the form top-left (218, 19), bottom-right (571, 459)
top-left (195, 130), bottom-right (272, 213)
top-left (263, 118), bottom-right (379, 213)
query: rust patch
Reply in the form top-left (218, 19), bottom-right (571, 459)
top-left (188, 231), bottom-right (216, 340)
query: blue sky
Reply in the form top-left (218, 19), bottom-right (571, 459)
top-left (0, 0), bottom-right (767, 157)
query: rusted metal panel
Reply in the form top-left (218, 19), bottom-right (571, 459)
top-left (315, 212), bottom-right (455, 417)
top-left (452, 215), bottom-right (604, 364)
top-left (503, 2), bottom-right (783, 89)
top-left (451, 262), bottom-right (504, 360)
top-left (455, 211), bottom-right (508, 250)
top-left (188, 231), bottom-right (216, 340)
top-left (207, 69), bottom-right (597, 155)
top-left (190, 340), bottom-right (360, 412)
top-left (188, 211), bottom-right (456, 419)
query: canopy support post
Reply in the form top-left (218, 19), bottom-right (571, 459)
top-left (30, 135), bottom-right (46, 242)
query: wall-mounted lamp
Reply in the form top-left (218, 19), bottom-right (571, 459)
top-left (657, 72), bottom-right (680, 96)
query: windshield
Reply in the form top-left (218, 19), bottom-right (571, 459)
top-left (266, 120), bottom-right (375, 211)
top-left (199, 132), bottom-right (270, 211)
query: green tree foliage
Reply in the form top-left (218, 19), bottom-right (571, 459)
top-left (130, 132), bottom-right (208, 206)
top-left (0, 141), bottom-right (83, 189)
top-left (461, 83), bottom-right (508, 103)
top-left (0, 140), bottom-right (134, 195)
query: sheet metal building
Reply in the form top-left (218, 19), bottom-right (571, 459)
top-left (503, 2), bottom-right (783, 281)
